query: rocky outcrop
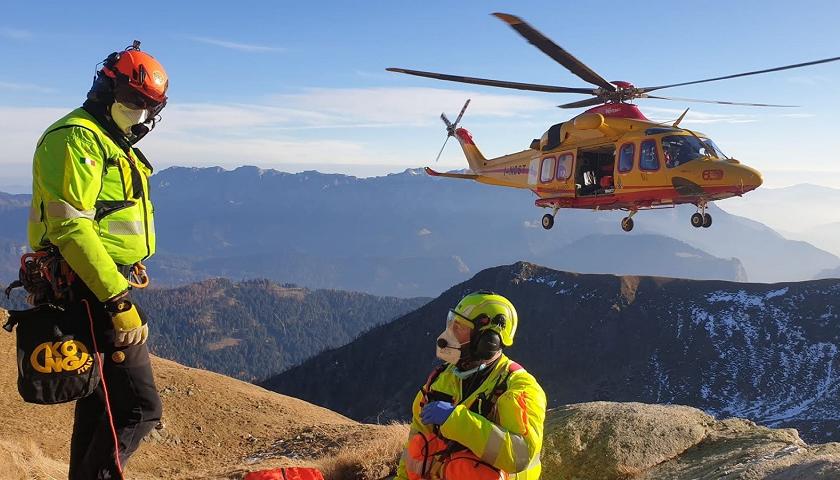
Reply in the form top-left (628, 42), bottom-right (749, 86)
top-left (542, 402), bottom-right (840, 480)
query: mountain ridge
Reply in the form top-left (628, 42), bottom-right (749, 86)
top-left (265, 261), bottom-right (840, 443)
top-left (0, 277), bottom-right (428, 382)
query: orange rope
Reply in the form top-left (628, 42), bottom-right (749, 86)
top-left (82, 299), bottom-right (125, 479)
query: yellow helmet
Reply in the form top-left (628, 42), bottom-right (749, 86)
top-left (449, 291), bottom-right (518, 347)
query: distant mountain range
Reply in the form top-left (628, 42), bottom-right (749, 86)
top-left (720, 184), bottom-right (840, 259)
top-left (265, 262), bottom-right (840, 443)
top-left (1, 167), bottom-right (837, 296)
top-left (1, 278), bottom-right (427, 381)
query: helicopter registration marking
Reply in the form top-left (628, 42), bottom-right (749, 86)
top-left (702, 169), bottom-right (724, 181)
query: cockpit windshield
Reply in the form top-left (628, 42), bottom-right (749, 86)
top-left (662, 135), bottom-right (724, 168)
top-left (700, 137), bottom-right (727, 159)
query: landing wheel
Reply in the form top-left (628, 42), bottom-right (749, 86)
top-left (621, 217), bottom-right (634, 232)
top-left (542, 213), bottom-right (554, 230)
top-left (691, 212), bottom-right (704, 228)
top-left (702, 213), bottom-right (713, 228)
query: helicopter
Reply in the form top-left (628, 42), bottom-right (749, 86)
top-left (387, 13), bottom-right (840, 232)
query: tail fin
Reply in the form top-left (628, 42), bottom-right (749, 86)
top-left (453, 128), bottom-right (487, 172)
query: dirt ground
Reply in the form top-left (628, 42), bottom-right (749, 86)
top-left (0, 308), bottom-right (405, 480)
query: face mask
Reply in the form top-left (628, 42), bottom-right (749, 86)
top-left (436, 327), bottom-right (465, 364)
top-left (110, 102), bottom-right (149, 135)
top-left (453, 362), bottom-right (487, 379)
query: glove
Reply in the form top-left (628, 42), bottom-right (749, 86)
top-left (421, 401), bottom-right (455, 426)
top-left (106, 297), bottom-right (148, 347)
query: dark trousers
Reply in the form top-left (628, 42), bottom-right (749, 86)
top-left (68, 296), bottom-right (162, 480)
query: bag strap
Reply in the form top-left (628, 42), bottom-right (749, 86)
top-left (2, 313), bottom-right (16, 332)
top-left (421, 364), bottom-right (449, 404)
top-left (483, 361), bottom-right (523, 419)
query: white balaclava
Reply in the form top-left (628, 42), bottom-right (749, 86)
top-left (435, 326), bottom-right (466, 364)
top-left (110, 102), bottom-right (149, 135)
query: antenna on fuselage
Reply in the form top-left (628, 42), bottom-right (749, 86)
top-left (435, 99), bottom-right (471, 162)
top-left (673, 108), bottom-right (690, 127)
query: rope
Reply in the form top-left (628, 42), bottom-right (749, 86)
top-left (82, 299), bottom-right (125, 480)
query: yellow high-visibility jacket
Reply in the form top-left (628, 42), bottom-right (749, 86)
top-left (397, 354), bottom-right (547, 479)
top-left (28, 107), bottom-right (156, 302)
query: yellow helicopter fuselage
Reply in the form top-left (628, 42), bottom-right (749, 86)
top-left (428, 104), bottom-right (762, 224)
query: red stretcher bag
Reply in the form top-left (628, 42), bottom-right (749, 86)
top-left (244, 467), bottom-right (325, 480)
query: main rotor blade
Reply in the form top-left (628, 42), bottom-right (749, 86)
top-left (643, 94), bottom-right (798, 107)
top-left (558, 97), bottom-right (605, 109)
top-left (640, 56), bottom-right (840, 93)
top-left (492, 13), bottom-right (616, 92)
top-left (386, 68), bottom-right (595, 94)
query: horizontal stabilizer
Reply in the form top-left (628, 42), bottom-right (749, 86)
top-left (425, 167), bottom-right (478, 180)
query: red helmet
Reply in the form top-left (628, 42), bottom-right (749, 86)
top-left (100, 41), bottom-right (168, 108)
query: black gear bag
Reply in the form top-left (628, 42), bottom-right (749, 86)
top-left (3, 304), bottom-right (101, 404)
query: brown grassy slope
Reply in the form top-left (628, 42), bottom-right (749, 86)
top-left (0, 308), bottom-right (406, 480)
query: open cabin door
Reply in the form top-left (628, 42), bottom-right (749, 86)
top-left (575, 144), bottom-right (616, 196)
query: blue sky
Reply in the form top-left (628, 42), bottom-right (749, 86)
top-left (2, 0), bottom-right (840, 191)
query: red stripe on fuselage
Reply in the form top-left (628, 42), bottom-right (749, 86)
top-left (534, 184), bottom-right (758, 210)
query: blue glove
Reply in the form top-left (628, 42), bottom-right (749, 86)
top-left (421, 401), bottom-right (455, 425)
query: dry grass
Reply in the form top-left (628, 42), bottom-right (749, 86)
top-left (318, 423), bottom-right (409, 480)
top-left (0, 439), bottom-right (68, 480)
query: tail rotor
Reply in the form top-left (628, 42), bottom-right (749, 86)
top-left (434, 99), bottom-right (471, 162)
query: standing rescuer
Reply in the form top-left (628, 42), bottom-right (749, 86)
top-left (27, 41), bottom-right (167, 479)
top-left (396, 292), bottom-right (547, 480)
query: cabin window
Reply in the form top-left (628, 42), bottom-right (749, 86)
top-left (556, 153), bottom-right (573, 180)
top-left (640, 140), bottom-right (659, 171)
top-left (540, 157), bottom-right (555, 183)
top-left (618, 143), bottom-right (635, 173)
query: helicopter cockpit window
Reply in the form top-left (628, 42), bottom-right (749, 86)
top-left (662, 135), bottom-right (717, 168)
top-left (701, 138), bottom-right (727, 159)
top-left (640, 140), bottom-right (659, 171)
top-left (540, 156), bottom-right (555, 183)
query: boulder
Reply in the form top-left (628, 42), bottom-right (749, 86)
top-left (542, 402), bottom-right (713, 479)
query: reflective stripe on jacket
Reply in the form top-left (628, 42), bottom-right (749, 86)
top-left (396, 355), bottom-right (547, 480)
top-left (28, 107), bottom-right (156, 301)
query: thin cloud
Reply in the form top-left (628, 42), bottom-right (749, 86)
top-left (644, 106), bottom-right (758, 125)
top-left (778, 113), bottom-right (816, 119)
top-left (186, 35), bottom-right (284, 52)
top-left (158, 87), bottom-right (554, 135)
top-left (0, 27), bottom-right (32, 40)
top-left (0, 81), bottom-right (55, 94)
top-left (271, 87), bottom-right (556, 125)
top-left (786, 75), bottom-right (829, 86)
